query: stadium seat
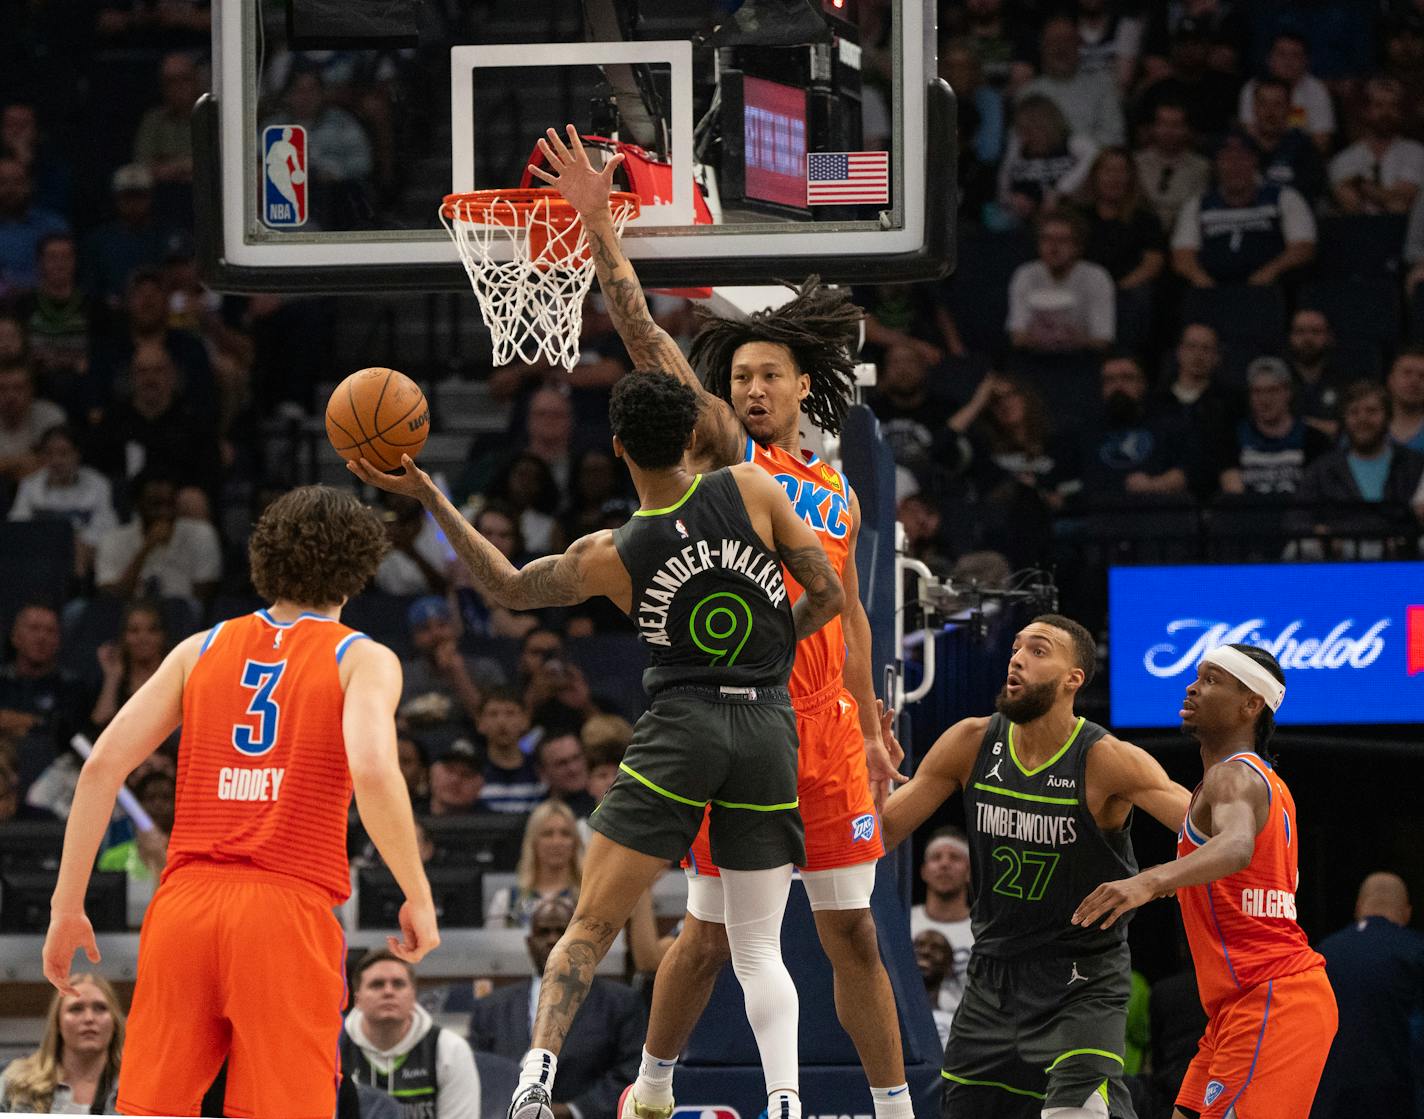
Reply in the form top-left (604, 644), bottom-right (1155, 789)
top-left (342, 592), bottom-right (418, 658)
top-left (0, 522), bottom-right (72, 626)
top-left (1180, 285), bottom-right (1288, 387)
top-left (1302, 278), bottom-right (1401, 361)
top-left (1315, 214), bottom-right (1408, 282)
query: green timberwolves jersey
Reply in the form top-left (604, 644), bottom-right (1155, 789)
top-left (962, 713), bottom-right (1138, 958)
top-left (612, 469), bottom-right (796, 694)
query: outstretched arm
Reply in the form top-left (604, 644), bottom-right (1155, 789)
top-left (881, 712), bottom-right (985, 850)
top-left (1088, 735), bottom-right (1192, 832)
top-left (349, 456), bottom-right (626, 611)
top-left (530, 125), bottom-right (744, 468)
top-left (749, 465), bottom-right (843, 638)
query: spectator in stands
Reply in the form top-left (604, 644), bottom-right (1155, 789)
top-left (1382, 18), bottom-right (1424, 142)
top-left (0, 103), bottom-right (71, 216)
top-left (1134, 17), bottom-right (1242, 143)
top-left (1020, 16), bottom-right (1125, 147)
top-left (402, 595), bottom-right (505, 732)
top-left (487, 452), bottom-right (561, 556)
top-left (469, 894), bottom-right (643, 1118)
top-left (897, 491), bottom-right (955, 576)
top-left (0, 759), bottom-right (54, 821)
top-left (1217, 357), bottom-right (1333, 496)
top-left (396, 732), bottom-right (429, 802)
top-left (580, 713), bottom-right (631, 803)
top-left (0, 313), bottom-right (25, 364)
top-left (941, 42), bottom-right (1005, 167)
top-left (1387, 346), bottom-right (1424, 451)
top-left (0, 156), bottom-right (67, 298)
top-left (0, 603), bottom-right (88, 791)
top-left (516, 627), bottom-right (564, 698)
top-left (90, 599), bottom-right (168, 729)
top-left (866, 344), bottom-right (956, 480)
top-left (1075, 147), bottom-right (1167, 293)
top-left (96, 768), bottom-right (174, 881)
top-left (1406, 188), bottom-right (1424, 302)
top-left (1149, 323), bottom-right (1241, 495)
top-left (485, 800), bottom-right (583, 928)
top-left (1072, 353), bottom-right (1193, 500)
top-left (996, 93), bottom-right (1094, 231)
top-left (914, 929), bottom-right (955, 1048)
top-left (945, 0), bottom-right (1032, 91)
top-left (856, 281), bottom-right (963, 363)
top-left (278, 67), bottom-right (373, 229)
top-left (81, 165), bottom-right (167, 310)
top-left (1007, 210), bottom-right (1116, 354)
top-left (534, 733), bottom-right (596, 818)
top-left (132, 53), bottom-right (199, 192)
top-left (476, 687), bottom-right (543, 814)
top-left (1330, 78), bottom-right (1424, 215)
top-left (340, 950), bottom-right (481, 1119)
top-left (94, 473), bottom-right (221, 604)
top-left (455, 503), bottom-right (540, 641)
top-left (14, 234), bottom-right (93, 420)
top-left (1140, 2), bottom-right (1248, 84)
top-left (0, 362), bottom-right (64, 486)
top-left (1135, 101), bottom-right (1213, 234)
top-left (373, 493), bottom-right (450, 596)
top-left (1072, 0), bottom-right (1144, 91)
top-left (1172, 133), bottom-right (1317, 288)
top-left (911, 827), bottom-right (974, 1019)
top-left (421, 736), bottom-right (488, 818)
top-left (1238, 77), bottom-right (1327, 203)
top-left (954, 373), bottom-right (1075, 512)
top-left (1299, 380), bottom-right (1424, 520)
top-left (1311, 872), bottom-right (1424, 1119)
top-left (0, 973), bottom-right (124, 1112)
top-left (1239, 31), bottom-right (1336, 152)
top-left (92, 268), bottom-right (216, 425)
top-left (1286, 308), bottom-right (1348, 436)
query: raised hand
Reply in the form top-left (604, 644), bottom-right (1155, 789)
top-left (527, 124), bottom-right (626, 218)
top-left (347, 454), bottom-right (439, 505)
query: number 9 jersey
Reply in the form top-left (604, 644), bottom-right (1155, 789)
top-left (164, 609), bottom-right (370, 904)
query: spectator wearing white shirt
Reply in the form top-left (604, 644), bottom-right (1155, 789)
top-left (911, 828), bottom-right (975, 1019)
top-left (1172, 133), bottom-right (1317, 288)
top-left (0, 361), bottom-right (63, 485)
top-left (8, 424), bottom-right (117, 579)
top-left (94, 474), bottom-right (221, 604)
top-left (1072, 0), bottom-right (1144, 91)
top-left (1019, 16), bottom-right (1125, 147)
top-left (1238, 32), bottom-right (1336, 152)
top-left (374, 492), bottom-right (451, 596)
top-left (1007, 210), bottom-right (1116, 354)
top-left (1329, 78), bottom-right (1424, 216)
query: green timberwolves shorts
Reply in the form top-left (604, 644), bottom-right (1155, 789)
top-left (942, 944), bottom-right (1137, 1119)
top-left (590, 685), bottom-right (805, 872)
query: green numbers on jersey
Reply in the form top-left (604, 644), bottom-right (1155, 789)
top-left (689, 592), bottom-right (753, 666)
top-left (991, 846), bottom-right (1061, 902)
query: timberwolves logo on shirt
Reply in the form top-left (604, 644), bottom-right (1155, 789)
top-left (262, 125), bottom-right (308, 227)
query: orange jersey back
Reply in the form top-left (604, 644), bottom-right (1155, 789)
top-left (744, 436), bottom-right (851, 699)
top-left (165, 610), bottom-right (369, 903)
top-left (1176, 753), bottom-right (1325, 1015)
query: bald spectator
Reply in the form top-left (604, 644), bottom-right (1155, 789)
top-left (1388, 347), bottom-right (1424, 453)
top-left (1238, 32), bottom-right (1336, 152)
top-left (0, 157), bottom-right (68, 297)
top-left (1018, 16), bottom-right (1125, 147)
top-left (1134, 101), bottom-right (1211, 234)
top-left (1286, 309), bottom-right (1348, 436)
top-left (911, 827), bottom-right (974, 1019)
top-left (1311, 873), bottom-right (1424, 1119)
top-left (0, 362), bottom-right (63, 485)
top-left (1330, 78), bottom-right (1424, 215)
top-left (133, 53), bottom-right (200, 187)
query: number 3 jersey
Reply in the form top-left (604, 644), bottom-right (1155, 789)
top-left (962, 713), bottom-right (1138, 958)
top-left (613, 469), bottom-right (796, 695)
top-left (165, 610), bottom-right (369, 903)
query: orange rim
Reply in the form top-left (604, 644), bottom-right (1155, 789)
top-left (440, 188), bottom-right (641, 225)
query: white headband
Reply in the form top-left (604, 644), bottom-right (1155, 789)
top-left (1200, 646), bottom-right (1285, 712)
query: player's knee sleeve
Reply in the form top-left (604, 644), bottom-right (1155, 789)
top-left (685, 869), bottom-right (726, 924)
top-left (1041, 1089), bottom-right (1110, 1119)
top-left (720, 865), bottom-right (798, 1095)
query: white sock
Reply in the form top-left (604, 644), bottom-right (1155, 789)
top-left (632, 1047), bottom-right (677, 1108)
top-left (721, 866), bottom-right (798, 1099)
top-left (517, 1048), bottom-right (558, 1092)
top-left (767, 1089), bottom-right (801, 1119)
top-left (871, 1083), bottom-right (914, 1118)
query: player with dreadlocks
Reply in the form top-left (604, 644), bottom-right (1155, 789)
top-left (532, 125), bottom-right (911, 1119)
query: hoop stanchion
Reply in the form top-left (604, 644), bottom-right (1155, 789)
top-left (440, 189), bottom-right (641, 369)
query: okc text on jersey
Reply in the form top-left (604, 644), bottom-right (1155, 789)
top-left (262, 124), bottom-right (308, 227)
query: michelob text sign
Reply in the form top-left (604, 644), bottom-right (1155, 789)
top-left (1108, 562), bottom-right (1424, 727)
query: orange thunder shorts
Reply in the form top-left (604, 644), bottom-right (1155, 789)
top-left (117, 865), bottom-right (347, 1119)
top-left (684, 682), bottom-right (883, 877)
top-left (1176, 966), bottom-right (1337, 1119)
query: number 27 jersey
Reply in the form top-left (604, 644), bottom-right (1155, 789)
top-left (165, 610), bottom-right (369, 903)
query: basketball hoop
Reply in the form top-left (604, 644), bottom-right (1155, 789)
top-left (440, 188), bottom-right (641, 369)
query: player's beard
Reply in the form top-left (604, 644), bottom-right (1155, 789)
top-left (994, 678), bottom-right (1060, 724)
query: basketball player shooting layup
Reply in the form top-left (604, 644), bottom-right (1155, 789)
top-left (42, 485), bottom-right (440, 1119)
top-left (349, 373), bottom-right (844, 1119)
top-left (531, 124), bottom-right (914, 1119)
top-left (1073, 644), bottom-right (1337, 1119)
top-left (880, 614), bottom-right (1191, 1119)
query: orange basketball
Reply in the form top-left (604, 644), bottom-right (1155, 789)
top-left (325, 367), bottom-right (430, 470)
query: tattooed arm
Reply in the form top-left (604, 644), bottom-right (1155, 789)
top-left (347, 455), bottom-right (630, 612)
top-left (530, 125), bottom-right (745, 469)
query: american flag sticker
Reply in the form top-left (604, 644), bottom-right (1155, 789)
top-left (806, 151), bottom-right (889, 206)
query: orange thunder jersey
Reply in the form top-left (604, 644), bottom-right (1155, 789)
top-left (1176, 752), bottom-right (1325, 1016)
top-left (743, 435), bottom-right (852, 699)
top-left (164, 610), bottom-right (369, 904)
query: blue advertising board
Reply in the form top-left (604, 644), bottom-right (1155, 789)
top-left (1109, 563), bottom-right (1424, 727)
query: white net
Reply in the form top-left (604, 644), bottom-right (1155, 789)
top-left (440, 192), bottom-right (639, 369)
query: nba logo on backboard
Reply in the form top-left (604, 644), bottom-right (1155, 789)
top-left (262, 125), bottom-right (307, 227)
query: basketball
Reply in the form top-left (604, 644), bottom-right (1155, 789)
top-left (324, 367), bottom-right (430, 470)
